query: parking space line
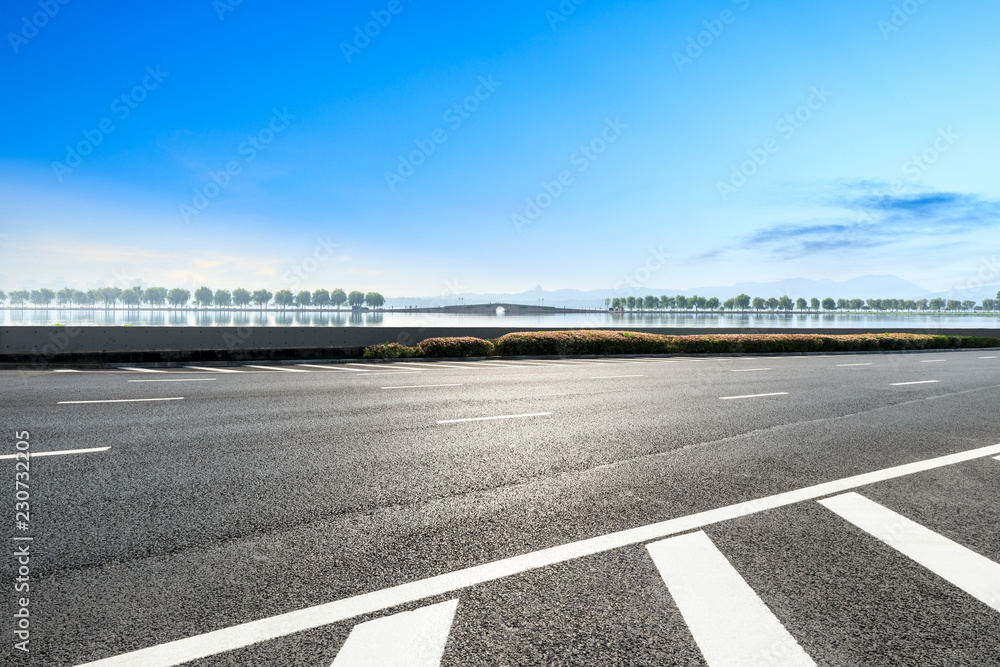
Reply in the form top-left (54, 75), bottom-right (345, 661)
top-left (890, 380), bottom-right (940, 386)
top-left (436, 412), bottom-right (552, 424)
top-left (0, 447), bottom-right (110, 460)
top-left (819, 493), bottom-right (1000, 613)
top-left (720, 392), bottom-right (788, 400)
top-left (73, 441), bottom-right (1000, 667)
top-left (184, 366), bottom-right (243, 373)
top-left (119, 367), bottom-right (167, 373)
top-left (381, 384), bottom-right (463, 390)
top-left (243, 365), bottom-right (309, 373)
top-left (128, 378), bottom-right (216, 383)
top-left (58, 397), bottom-right (185, 405)
top-left (647, 531), bottom-right (815, 667)
top-left (331, 599), bottom-right (458, 667)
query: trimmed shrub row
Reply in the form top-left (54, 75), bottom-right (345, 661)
top-left (363, 330), bottom-right (1000, 358)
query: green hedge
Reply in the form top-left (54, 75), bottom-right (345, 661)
top-left (362, 330), bottom-right (1000, 358)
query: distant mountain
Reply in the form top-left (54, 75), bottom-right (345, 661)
top-left (385, 275), bottom-right (999, 308)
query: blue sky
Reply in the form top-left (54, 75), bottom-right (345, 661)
top-left (2, 0), bottom-right (999, 297)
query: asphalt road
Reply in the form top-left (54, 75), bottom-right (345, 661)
top-left (2, 349), bottom-right (999, 666)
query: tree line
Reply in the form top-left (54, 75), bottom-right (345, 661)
top-left (604, 293), bottom-right (1000, 312)
top-left (0, 287), bottom-right (386, 310)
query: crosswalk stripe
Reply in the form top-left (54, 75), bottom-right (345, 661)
top-left (818, 492), bottom-right (1000, 613)
top-left (647, 531), bottom-right (816, 667)
top-left (331, 599), bottom-right (458, 667)
top-left (184, 366), bottom-right (243, 373)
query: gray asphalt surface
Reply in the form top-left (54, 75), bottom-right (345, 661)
top-left (2, 350), bottom-right (999, 665)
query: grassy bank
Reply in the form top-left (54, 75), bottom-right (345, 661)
top-left (363, 330), bottom-right (1000, 358)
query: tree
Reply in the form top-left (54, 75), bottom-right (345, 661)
top-left (214, 289), bottom-right (232, 307)
top-left (916, 299), bottom-right (928, 311)
top-left (167, 288), bottom-right (190, 307)
top-left (331, 288), bottom-right (347, 308)
top-left (663, 296), bottom-right (676, 309)
top-left (120, 288), bottom-right (141, 309)
top-left (945, 300), bottom-right (962, 311)
top-left (252, 289), bottom-right (272, 308)
top-left (675, 295), bottom-right (688, 310)
top-left (822, 297), bottom-right (836, 310)
top-left (765, 297), bottom-right (778, 311)
top-left (644, 295), bottom-right (658, 310)
top-left (724, 298), bottom-right (735, 310)
top-left (810, 297), bottom-right (820, 310)
top-left (611, 297), bottom-right (621, 309)
top-left (274, 290), bottom-right (294, 309)
top-left (928, 298), bottom-right (945, 311)
top-left (9, 290), bottom-right (28, 306)
top-left (348, 290), bottom-right (365, 307)
top-left (0, 290), bottom-right (6, 304)
top-left (313, 289), bottom-right (331, 310)
top-left (626, 295), bottom-right (636, 310)
top-left (295, 290), bottom-right (312, 307)
top-left (99, 287), bottom-right (121, 308)
top-left (778, 295), bottom-right (793, 311)
top-left (796, 297), bottom-right (808, 311)
top-left (56, 287), bottom-right (74, 306)
top-left (232, 288), bottom-right (252, 309)
top-left (605, 298), bottom-right (610, 308)
top-left (365, 292), bottom-right (385, 308)
top-left (735, 294), bottom-right (751, 310)
top-left (850, 299), bottom-right (865, 310)
top-left (752, 297), bottom-right (765, 311)
top-left (961, 300), bottom-right (976, 311)
top-left (705, 297), bottom-right (720, 310)
top-left (194, 286), bottom-right (214, 308)
top-left (143, 287), bottom-right (168, 306)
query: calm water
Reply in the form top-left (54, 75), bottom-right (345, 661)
top-left (2, 308), bottom-right (997, 329)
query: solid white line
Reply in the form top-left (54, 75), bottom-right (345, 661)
top-left (128, 379), bottom-right (216, 383)
top-left (979, 356), bottom-right (997, 359)
top-left (591, 375), bottom-right (644, 379)
top-left (920, 359), bottom-right (946, 363)
top-left (331, 599), bottom-right (458, 667)
top-left (0, 447), bottom-right (110, 460)
top-left (119, 367), bottom-right (167, 373)
top-left (891, 380), bottom-right (940, 386)
top-left (647, 531), bottom-right (815, 667)
top-left (243, 365), bottom-right (309, 372)
top-left (819, 493), bottom-right (1000, 613)
top-left (720, 392), bottom-right (788, 400)
top-left (838, 363), bottom-right (873, 367)
top-left (437, 412), bottom-right (552, 424)
top-left (294, 364), bottom-right (357, 372)
top-left (184, 366), bottom-right (243, 373)
top-left (382, 384), bottom-right (464, 390)
top-left (732, 368), bottom-right (772, 372)
top-left (58, 397), bottom-right (184, 405)
top-left (53, 369), bottom-right (82, 372)
top-left (73, 441), bottom-right (1000, 667)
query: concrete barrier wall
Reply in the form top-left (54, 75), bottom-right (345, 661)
top-left (2, 325), bottom-right (997, 365)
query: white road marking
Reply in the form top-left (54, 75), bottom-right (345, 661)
top-left (591, 375), bottom-right (644, 379)
top-left (119, 367), bottom-right (167, 373)
top-left (979, 356), bottom-right (998, 359)
top-left (437, 412), bottom-right (552, 424)
top-left (394, 362), bottom-right (474, 370)
top-left (920, 359), bottom-right (946, 363)
top-left (184, 366), bottom-right (243, 373)
top-left (293, 364), bottom-right (358, 372)
top-left (73, 441), bottom-right (1000, 667)
top-left (382, 384), bottom-right (464, 390)
top-left (330, 599), bottom-right (458, 667)
top-left (732, 368), bottom-right (772, 372)
top-left (890, 380), bottom-right (941, 386)
top-left (243, 365), bottom-right (309, 372)
top-left (994, 456), bottom-right (1000, 462)
top-left (58, 397), bottom-right (185, 405)
top-left (838, 363), bottom-right (873, 367)
top-left (475, 361), bottom-right (541, 367)
top-left (128, 378), bottom-right (217, 383)
top-left (647, 531), bottom-right (815, 667)
top-left (53, 369), bottom-right (82, 372)
top-left (0, 447), bottom-right (110, 460)
top-left (819, 493), bottom-right (1000, 613)
top-left (720, 392), bottom-right (788, 400)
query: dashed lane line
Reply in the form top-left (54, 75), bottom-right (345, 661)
top-left (381, 384), bottom-right (464, 390)
top-left (920, 359), bottom-right (946, 363)
top-left (731, 368), bottom-right (772, 372)
top-left (184, 366), bottom-right (243, 373)
top-left (243, 365), bottom-right (309, 373)
top-left (0, 447), bottom-right (110, 460)
top-left (591, 375), bottom-right (644, 379)
top-left (119, 367), bottom-right (168, 373)
top-left (720, 392), bottom-right (788, 400)
top-left (58, 397), bottom-right (185, 405)
top-left (128, 378), bottom-right (217, 383)
top-left (74, 441), bottom-right (1000, 667)
top-left (890, 380), bottom-right (941, 386)
top-left (436, 412), bottom-right (553, 424)
top-left (838, 363), bottom-right (873, 367)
